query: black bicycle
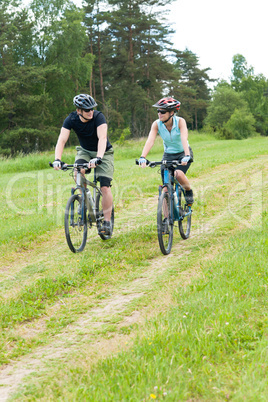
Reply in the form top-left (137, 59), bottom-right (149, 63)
top-left (50, 162), bottom-right (114, 253)
top-left (136, 159), bottom-right (192, 255)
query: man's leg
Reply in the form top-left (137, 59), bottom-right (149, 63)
top-left (101, 186), bottom-right (113, 221)
top-left (98, 176), bottom-right (113, 236)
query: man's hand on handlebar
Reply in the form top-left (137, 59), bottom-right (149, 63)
top-left (89, 157), bottom-right (102, 168)
top-left (52, 159), bottom-right (66, 170)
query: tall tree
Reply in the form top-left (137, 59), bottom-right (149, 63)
top-left (0, 1), bottom-right (39, 132)
top-left (231, 53), bottom-right (254, 91)
top-left (231, 55), bottom-right (268, 136)
top-left (173, 49), bottom-right (212, 130)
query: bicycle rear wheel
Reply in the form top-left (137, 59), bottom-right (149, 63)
top-left (157, 191), bottom-right (173, 255)
top-left (64, 194), bottom-right (87, 253)
top-left (96, 192), bottom-right (114, 240)
top-left (178, 188), bottom-right (192, 239)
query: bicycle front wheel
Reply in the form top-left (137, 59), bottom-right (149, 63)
top-left (178, 189), bottom-right (192, 239)
top-left (96, 192), bottom-right (114, 240)
top-left (64, 194), bottom-right (87, 253)
top-left (157, 191), bottom-right (173, 255)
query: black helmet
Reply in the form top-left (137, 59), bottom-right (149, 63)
top-left (152, 97), bottom-right (181, 111)
top-left (73, 94), bottom-right (97, 109)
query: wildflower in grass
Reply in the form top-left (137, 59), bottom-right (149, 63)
top-left (150, 394), bottom-right (156, 399)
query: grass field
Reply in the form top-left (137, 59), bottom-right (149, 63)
top-left (0, 133), bottom-right (267, 401)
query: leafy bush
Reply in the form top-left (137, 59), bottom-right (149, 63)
top-left (218, 108), bottom-right (257, 140)
top-left (205, 86), bottom-right (248, 129)
top-left (110, 127), bottom-right (131, 145)
top-left (117, 127), bottom-right (131, 145)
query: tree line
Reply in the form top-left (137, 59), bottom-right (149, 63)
top-left (0, 0), bottom-right (267, 156)
top-left (206, 55), bottom-right (268, 140)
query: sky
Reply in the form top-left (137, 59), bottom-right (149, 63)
top-left (167, 0), bottom-right (268, 82)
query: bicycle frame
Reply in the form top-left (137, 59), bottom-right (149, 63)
top-left (69, 164), bottom-right (102, 225)
top-left (159, 162), bottom-right (192, 223)
top-left (136, 158), bottom-right (192, 254)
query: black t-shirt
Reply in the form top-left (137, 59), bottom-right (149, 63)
top-left (62, 111), bottom-right (112, 152)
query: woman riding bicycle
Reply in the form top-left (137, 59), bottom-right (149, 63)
top-left (138, 96), bottom-right (194, 205)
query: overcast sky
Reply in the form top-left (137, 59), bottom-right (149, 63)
top-left (167, 0), bottom-right (268, 82)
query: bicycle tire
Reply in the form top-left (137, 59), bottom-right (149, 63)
top-left (64, 194), bottom-right (87, 253)
top-left (96, 192), bottom-right (114, 240)
top-left (178, 188), bottom-right (191, 239)
top-left (157, 191), bottom-right (173, 255)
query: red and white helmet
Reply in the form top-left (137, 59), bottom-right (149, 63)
top-left (152, 97), bottom-right (181, 111)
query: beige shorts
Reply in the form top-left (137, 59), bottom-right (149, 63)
top-left (75, 146), bottom-right (114, 180)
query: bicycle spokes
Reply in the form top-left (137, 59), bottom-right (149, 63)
top-left (157, 191), bottom-right (173, 255)
top-left (65, 194), bottom-right (88, 253)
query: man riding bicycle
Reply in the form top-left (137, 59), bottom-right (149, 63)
top-left (138, 96), bottom-right (194, 205)
top-left (53, 94), bottom-right (114, 236)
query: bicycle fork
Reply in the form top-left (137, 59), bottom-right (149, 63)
top-left (158, 184), bottom-right (174, 225)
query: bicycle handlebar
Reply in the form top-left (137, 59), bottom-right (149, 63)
top-left (49, 162), bottom-right (90, 171)
top-left (135, 159), bottom-right (182, 168)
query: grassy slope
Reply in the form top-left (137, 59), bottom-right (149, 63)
top-left (0, 133), bottom-right (267, 400)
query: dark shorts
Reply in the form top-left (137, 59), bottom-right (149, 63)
top-left (161, 147), bottom-right (194, 182)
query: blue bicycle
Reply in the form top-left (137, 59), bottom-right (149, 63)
top-left (136, 159), bottom-right (192, 255)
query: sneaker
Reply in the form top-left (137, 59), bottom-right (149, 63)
top-left (185, 189), bottom-right (194, 206)
top-left (100, 220), bottom-right (111, 236)
top-left (162, 218), bottom-right (169, 234)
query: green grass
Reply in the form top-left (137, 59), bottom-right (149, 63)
top-left (1, 132), bottom-right (268, 400)
top-left (13, 213), bottom-right (268, 401)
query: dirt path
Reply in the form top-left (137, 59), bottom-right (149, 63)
top-left (0, 227), bottom-right (203, 401)
top-left (0, 159), bottom-right (267, 401)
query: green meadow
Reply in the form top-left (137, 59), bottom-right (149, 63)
top-left (0, 133), bottom-right (267, 401)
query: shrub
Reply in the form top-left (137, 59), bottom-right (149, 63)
top-left (205, 86), bottom-right (248, 129)
top-left (112, 127), bottom-right (131, 145)
top-left (224, 108), bottom-right (257, 139)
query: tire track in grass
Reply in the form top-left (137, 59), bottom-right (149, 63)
top-left (0, 157), bottom-right (264, 280)
top-left (0, 203), bottom-right (216, 401)
top-left (0, 159), bottom-right (267, 400)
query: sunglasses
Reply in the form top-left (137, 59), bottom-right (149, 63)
top-left (82, 108), bottom-right (93, 112)
top-left (157, 109), bottom-right (168, 114)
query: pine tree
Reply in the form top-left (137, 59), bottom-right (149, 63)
top-left (173, 49), bottom-right (213, 130)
